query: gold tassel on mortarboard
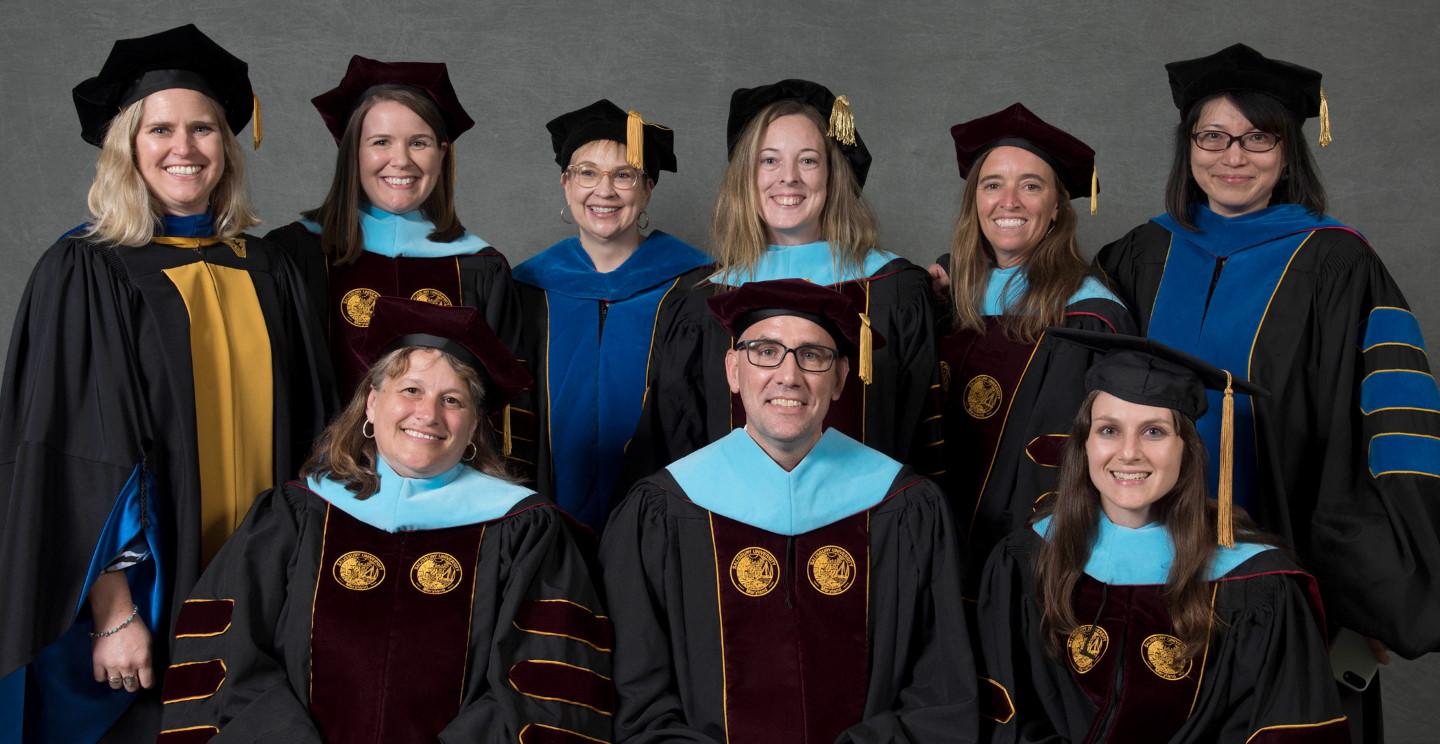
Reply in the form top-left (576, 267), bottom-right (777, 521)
top-left (858, 312), bottom-right (874, 385)
top-left (1318, 86), bottom-right (1332, 148)
top-left (1089, 165), bottom-right (1099, 216)
top-left (502, 404), bottom-right (514, 458)
top-left (626, 110), bottom-right (645, 171)
top-left (827, 95), bottom-right (857, 147)
top-left (252, 94), bottom-right (263, 150)
top-left (1216, 370), bottom-right (1236, 548)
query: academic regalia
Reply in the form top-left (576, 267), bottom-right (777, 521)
top-left (602, 428), bottom-right (978, 743)
top-left (157, 461), bottom-right (613, 743)
top-left (936, 264), bottom-right (1134, 593)
top-left (622, 243), bottom-right (941, 487)
top-left (977, 516), bottom-right (1348, 743)
top-left (513, 232), bottom-right (711, 531)
top-left (1096, 207), bottom-right (1440, 658)
top-left (0, 220), bottom-right (335, 741)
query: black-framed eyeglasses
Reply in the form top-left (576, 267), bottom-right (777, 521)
top-left (1190, 130), bottom-right (1282, 153)
top-left (565, 163), bottom-right (646, 190)
top-left (734, 339), bottom-right (839, 372)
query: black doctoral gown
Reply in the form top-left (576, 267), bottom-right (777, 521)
top-left (0, 233), bottom-right (334, 739)
top-left (977, 526), bottom-right (1347, 743)
top-left (601, 456), bottom-right (978, 743)
top-left (157, 482), bottom-right (613, 743)
top-left (1096, 216), bottom-right (1440, 658)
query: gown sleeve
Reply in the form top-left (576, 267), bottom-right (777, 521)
top-left (617, 286), bottom-right (711, 489)
top-left (887, 264), bottom-right (945, 477)
top-left (440, 505), bottom-right (614, 743)
top-left (1307, 238), bottom-right (1440, 657)
top-left (462, 247), bottom-right (525, 356)
top-left (157, 486), bottom-right (323, 742)
top-left (600, 482), bottom-right (720, 743)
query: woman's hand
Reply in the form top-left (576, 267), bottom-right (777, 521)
top-left (926, 263), bottom-right (951, 300)
top-left (88, 571), bottom-right (153, 692)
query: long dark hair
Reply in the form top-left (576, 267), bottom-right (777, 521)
top-left (947, 147), bottom-right (1095, 343)
top-left (1164, 90), bottom-right (1327, 231)
top-left (1033, 390), bottom-right (1273, 659)
top-left (304, 85), bottom-right (464, 264)
top-left (301, 347), bottom-right (513, 498)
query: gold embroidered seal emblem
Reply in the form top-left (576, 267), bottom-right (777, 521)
top-left (332, 550), bottom-right (385, 591)
top-left (729, 547), bottom-right (780, 597)
top-left (1066, 624), bottom-right (1109, 674)
top-left (409, 288), bottom-right (453, 306)
top-left (964, 374), bottom-right (1003, 419)
top-left (340, 288), bottom-right (381, 328)
top-left (807, 545), bottom-right (857, 596)
top-left (1141, 634), bottom-right (1193, 681)
top-left (410, 552), bottom-right (463, 595)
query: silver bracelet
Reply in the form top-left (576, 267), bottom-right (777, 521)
top-left (90, 604), bottom-right (139, 639)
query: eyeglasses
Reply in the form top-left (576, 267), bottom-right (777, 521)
top-left (1191, 130), bottom-right (1282, 153)
top-left (734, 339), bottom-right (839, 372)
top-left (565, 163), bottom-right (646, 190)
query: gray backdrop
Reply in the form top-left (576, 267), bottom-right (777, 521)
top-left (2, 0), bottom-right (1437, 736)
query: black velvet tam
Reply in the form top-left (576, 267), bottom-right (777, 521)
top-left (1165, 43), bottom-right (1323, 119)
top-left (949, 102), bottom-right (1096, 200)
top-left (1049, 328), bottom-right (1265, 420)
top-left (546, 98), bottom-right (676, 183)
top-left (707, 279), bottom-right (886, 355)
top-left (73, 24), bottom-right (254, 146)
top-left (358, 298), bottom-right (531, 402)
top-left (311, 55), bottom-right (474, 143)
top-left (725, 78), bottom-right (872, 186)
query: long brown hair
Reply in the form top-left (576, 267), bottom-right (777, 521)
top-left (1033, 390), bottom-right (1271, 659)
top-left (711, 99), bottom-right (877, 281)
top-left (301, 347), bottom-right (513, 498)
top-left (947, 147), bottom-right (1092, 343)
top-left (304, 85), bottom-right (463, 264)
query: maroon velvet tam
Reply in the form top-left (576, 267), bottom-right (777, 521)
top-left (707, 279), bottom-right (886, 355)
top-left (726, 78), bottom-right (872, 186)
top-left (949, 102), bottom-right (1096, 200)
top-left (311, 54), bottom-right (474, 143)
top-left (356, 298), bottom-right (532, 402)
top-left (1166, 43), bottom-right (1322, 120)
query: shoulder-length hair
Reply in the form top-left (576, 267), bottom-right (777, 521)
top-left (711, 99), bottom-right (878, 281)
top-left (1033, 390), bottom-right (1274, 660)
top-left (83, 95), bottom-right (260, 247)
top-left (1164, 90), bottom-right (1327, 231)
top-left (304, 85), bottom-right (464, 265)
top-left (300, 346), bottom-right (514, 499)
top-left (946, 147), bottom-right (1093, 343)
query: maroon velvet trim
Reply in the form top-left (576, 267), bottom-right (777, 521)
top-left (173, 599), bottom-right (234, 638)
top-left (514, 599), bottom-right (614, 652)
top-left (1247, 717), bottom-right (1351, 743)
top-left (160, 659), bottom-right (225, 704)
top-left (156, 725), bottom-right (219, 743)
top-left (981, 677), bottom-right (1016, 724)
top-left (1023, 433), bottom-right (1068, 468)
top-left (1063, 310), bottom-right (1118, 332)
top-left (518, 723), bottom-right (607, 744)
top-left (327, 252), bottom-right (464, 390)
top-left (710, 511), bottom-right (870, 743)
top-left (309, 507), bottom-right (486, 743)
top-left (508, 660), bottom-right (616, 716)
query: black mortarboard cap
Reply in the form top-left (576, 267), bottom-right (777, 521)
top-left (1165, 43), bottom-right (1323, 121)
top-left (726, 79), bottom-right (872, 187)
top-left (311, 55), bottom-right (474, 144)
top-left (949, 102), bottom-right (1098, 204)
top-left (73, 24), bottom-right (256, 148)
top-left (708, 279), bottom-right (885, 385)
top-left (546, 99), bottom-right (676, 184)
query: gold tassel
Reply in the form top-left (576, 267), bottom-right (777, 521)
top-left (827, 95), bottom-right (857, 147)
top-left (626, 110), bottom-right (645, 171)
top-left (1217, 371), bottom-right (1236, 548)
top-left (858, 312), bottom-right (874, 385)
top-left (252, 93), bottom-right (263, 150)
top-left (502, 404), bottom-right (514, 458)
top-left (1317, 86), bottom-right (1332, 148)
top-left (1089, 165), bottom-right (1099, 216)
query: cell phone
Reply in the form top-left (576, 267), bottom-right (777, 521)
top-left (1330, 627), bottom-right (1380, 692)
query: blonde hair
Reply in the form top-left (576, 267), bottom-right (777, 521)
top-left (947, 147), bottom-right (1092, 343)
top-left (83, 95), bottom-right (259, 247)
top-left (711, 100), bottom-right (877, 282)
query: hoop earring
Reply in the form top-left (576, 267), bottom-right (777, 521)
top-left (560, 205), bottom-right (574, 225)
top-left (637, 210), bottom-right (650, 231)
top-left (362, 420), bottom-right (375, 439)
top-left (463, 442), bottom-right (478, 461)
